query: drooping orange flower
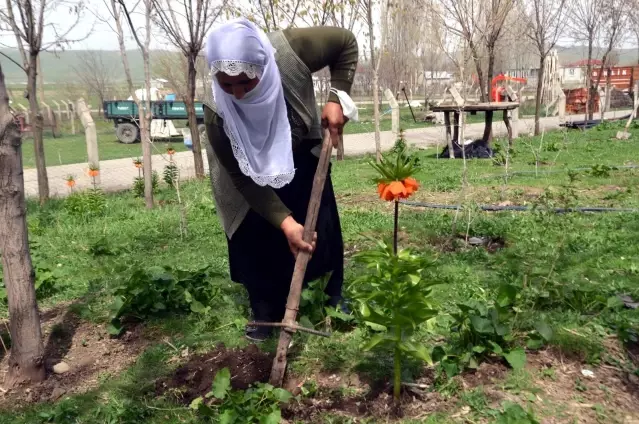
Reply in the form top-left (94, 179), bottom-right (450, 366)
top-left (379, 180), bottom-right (408, 201)
top-left (66, 178), bottom-right (76, 188)
top-left (377, 178), bottom-right (419, 202)
top-left (402, 177), bottom-right (419, 196)
top-left (167, 148), bottom-right (175, 156)
top-left (88, 169), bottom-right (100, 178)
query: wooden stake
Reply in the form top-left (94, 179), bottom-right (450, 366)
top-left (269, 129), bottom-right (333, 387)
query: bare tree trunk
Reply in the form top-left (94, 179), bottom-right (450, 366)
top-left (186, 56), bottom-right (204, 179)
top-left (0, 64), bottom-right (46, 388)
top-left (27, 54), bottom-right (48, 204)
top-left (487, 46), bottom-right (496, 101)
top-left (141, 47), bottom-right (154, 209)
top-left (367, 0), bottom-right (382, 162)
top-left (534, 54), bottom-right (546, 135)
top-left (586, 40), bottom-right (593, 120)
top-left (469, 41), bottom-right (487, 102)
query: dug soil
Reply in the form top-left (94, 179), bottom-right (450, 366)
top-left (0, 304), bottom-right (149, 408)
top-left (155, 343), bottom-right (273, 404)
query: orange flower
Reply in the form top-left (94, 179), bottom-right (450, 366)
top-left (88, 169), bottom-right (99, 178)
top-left (167, 148), bottom-right (175, 156)
top-left (66, 179), bottom-right (76, 188)
top-left (377, 182), bottom-right (387, 197)
top-left (379, 180), bottom-right (407, 201)
top-left (134, 162), bottom-right (143, 169)
top-left (402, 177), bottom-right (419, 196)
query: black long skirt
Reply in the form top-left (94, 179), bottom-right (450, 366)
top-left (226, 147), bottom-right (344, 323)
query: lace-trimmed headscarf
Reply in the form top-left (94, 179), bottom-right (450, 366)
top-left (205, 17), bottom-right (294, 188)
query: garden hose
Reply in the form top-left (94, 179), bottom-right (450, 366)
top-left (400, 200), bottom-right (638, 214)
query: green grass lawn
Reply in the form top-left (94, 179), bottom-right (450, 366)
top-left (1, 122), bottom-right (639, 423)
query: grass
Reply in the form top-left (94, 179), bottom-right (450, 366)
top-left (1, 121), bottom-right (639, 422)
top-left (19, 104), bottom-right (431, 169)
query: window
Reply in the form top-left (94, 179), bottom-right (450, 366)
top-left (569, 69), bottom-right (575, 76)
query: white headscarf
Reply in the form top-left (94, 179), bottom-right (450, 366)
top-left (205, 18), bottom-right (294, 188)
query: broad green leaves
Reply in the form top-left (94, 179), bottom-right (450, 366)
top-left (190, 368), bottom-right (294, 423)
top-left (351, 241), bottom-right (439, 400)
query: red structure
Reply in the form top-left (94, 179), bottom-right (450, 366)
top-left (491, 74), bottom-right (528, 102)
top-left (564, 88), bottom-right (600, 115)
top-left (591, 66), bottom-right (639, 92)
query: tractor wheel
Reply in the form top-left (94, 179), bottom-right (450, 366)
top-left (116, 122), bottom-right (139, 144)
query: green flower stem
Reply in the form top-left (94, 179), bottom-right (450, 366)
top-left (393, 200), bottom-right (399, 255)
top-left (393, 326), bottom-right (402, 403)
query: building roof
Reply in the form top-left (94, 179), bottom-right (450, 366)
top-left (564, 59), bottom-right (603, 68)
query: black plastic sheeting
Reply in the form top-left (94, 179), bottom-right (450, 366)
top-left (560, 114), bottom-right (632, 130)
top-left (440, 139), bottom-right (493, 159)
top-left (400, 200), bottom-right (638, 213)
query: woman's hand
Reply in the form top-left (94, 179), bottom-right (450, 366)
top-left (280, 216), bottom-right (316, 257)
top-left (321, 102), bottom-right (348, 147)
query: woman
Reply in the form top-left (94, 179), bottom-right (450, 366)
top-left (203, 18), bottom-right (358, 341)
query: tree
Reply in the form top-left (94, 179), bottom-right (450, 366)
top-left (72, 50), bottom-right (116, 114)
top-left (101, 0), bottom-right (154, 208)
top-left (437, 0), bottom-right (514, 102)
top-left (590, 0), bottom-right (629, 118)
top-left (523, 0), bottom-right (567, 135)
top-left (0, 0), bottom-right (88, 204)
top-left (152, 0), bottom-right (227, 180)
top-left (567, 0), bottom-right (603, 119)
top-left (0, 62), bottom-right (45, 387)
top-left (361, 0), bottom-right (389, 162)
top-left (569, 0), bottom-right (629, 120)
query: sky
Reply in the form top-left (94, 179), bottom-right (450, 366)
top-left (0, 0), bottom-right (375, 52)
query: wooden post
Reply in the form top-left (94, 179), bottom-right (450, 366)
top-left (67, 100), bottom-right (75, 135)
top-left (557, 90), bottom-right (566, 125)
top-left (504, 86), bottom-right (520, 140)
top-left (444, 111), bottom-right (454, 158)
top-left (384, 88), bottom-right (400, 136)
top-left (270, 130), bottom-right (333, 387)
top-left (483, 110), bottom-right (494, 144)
top-left (40, 102), bottom-right (53, 125)
top-left (52, 100), bottom-right (62, 122)
top-left (336, 134), bottom-right (344, 161)
top-left (503, 110), bottom-right (513, 146)
top-left (77, 98), bottom-right (99, 183)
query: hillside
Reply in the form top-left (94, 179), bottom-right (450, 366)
top-left (1, 45), bottom-right (637, 85)
top-left (1, 49), bottom-right (147, 84)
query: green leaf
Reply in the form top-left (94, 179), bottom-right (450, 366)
top-left (470, 315), bottom-right (493, 334)
top-left (359, 302), bottom-right (371, 317)
top-left (432, 346), bottom-right (446, 363)
top-left (260, 409), bottom-right (281, 424)
top-left (212, 368), bottom-right (231, 399)
top-left (489, 341), bottom-right (504, 355)
top-left (403, 342), bottom-right (433, 365)
top-left (272, 388), bottom-right (292, 403)
top-left (190, 300), bottom-right (207, 313)
top-left (526, 337), bottom-right (544, 350)
top-left (363, 334), bottom-right (388, 351)
top-left (219, 409), bottom-right (237, 424)
top-left (534, 321), bottom-right (553, 341)
top-left (107, 319), bottom-right (123, 336)
top-left (497, 284), bottom-right (517, 307)
top-left (504, 348), bottom-right (527, 370)
top-left (189, 397), bottom-right (203, 410)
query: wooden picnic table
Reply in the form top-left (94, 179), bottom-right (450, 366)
top-left (431, 101), bottom-right (519, 147)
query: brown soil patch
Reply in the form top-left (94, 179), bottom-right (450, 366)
top-left (283, 373), bottom-right (453, 423)
top-left (0, 306), bottom-right (148, 408)
top-left (155, 343), bottom-right (273, 404)
top-left (525, 348), bottom-right (639, 423)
